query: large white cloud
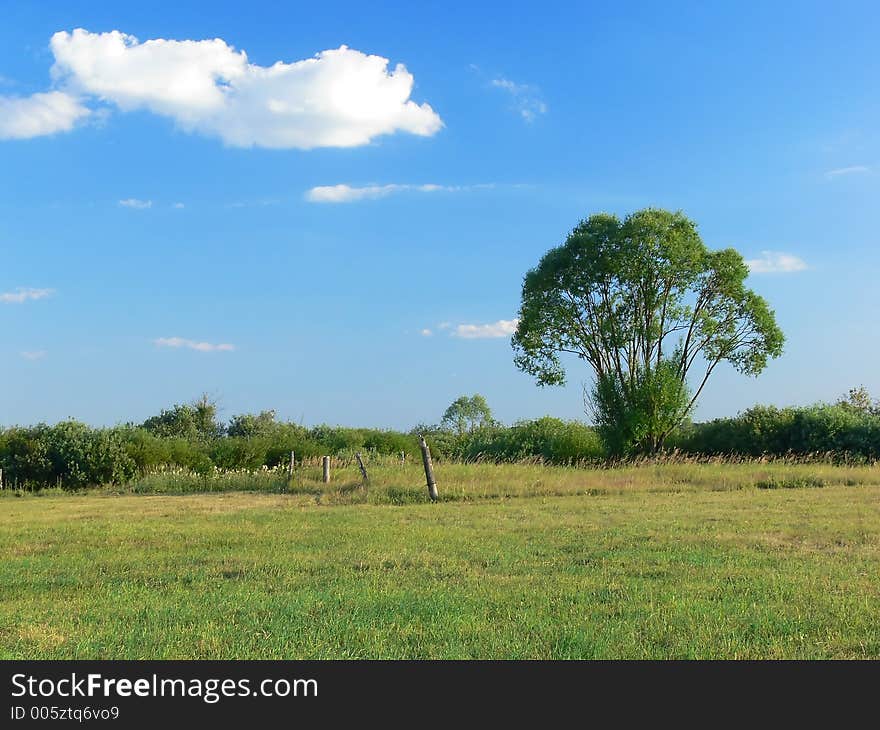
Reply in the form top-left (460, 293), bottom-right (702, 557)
top-left (0, 91), bottom-right (90, 140)
top-left (44, 29), bottom-right (442, 148)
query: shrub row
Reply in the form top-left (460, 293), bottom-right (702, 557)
top-left (0, 417), bottom-right (606, 490)
top-left (3, 403), bottom-right (878, 490)
top-left (673, 404), bottom-right (880, 461)
top-left (0, 423), bottom-right (420, 490)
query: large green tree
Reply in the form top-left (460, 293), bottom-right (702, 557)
top-left (512, 208), bottom-right (784, 455)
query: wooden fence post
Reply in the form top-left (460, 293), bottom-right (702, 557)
top-left (322, 456), bottom-right (331, 484)
top-left (355, 452), bottom-right (369, 483)
top-left (281, 450), bottom-right (293, 493)
top-left (400, 451), bottom-right (406, 464)
top-left (0, 468), bottom-right (3, 490)
top-left (418, 435), bottom-right (438, 501)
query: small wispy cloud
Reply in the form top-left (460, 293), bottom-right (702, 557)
top-left (1, 287), bottom-right (54, 303)
top-left (490, 76), bottom-right (547, 122)
top-left (825, 165), bottom-right (870, 180)
top-left (172, 202), bottom-right (185, 209)
top-left (452, 318), bottom-right (519, 339)
top-left (419, 328), bottom-right (433, 337)
top-left (745, 251), bottom-right (808, 274)
top-left (305, 183), bottom-right (494, 204)
top-left (20, 350), bottom-right (47, 360)
top-left (119, 198), bottom-right (152, 209)
top-left (154, 337), bottom-right (235, 352)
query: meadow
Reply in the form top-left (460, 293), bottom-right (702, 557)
top-left (1, 460), bottom-right (878, 659)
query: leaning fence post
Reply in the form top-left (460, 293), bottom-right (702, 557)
top-left (355, 452), bottom-right (369, 484)
top-left (322, 456), bottom-right (331, 484)
top-left (418, 435), bottom-right (438, 501)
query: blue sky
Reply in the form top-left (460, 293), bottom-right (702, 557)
top-left (1, 0), bottom-right (878, 429)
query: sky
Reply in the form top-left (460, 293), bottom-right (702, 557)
top-left (1, 0), bottom-right (879, 430)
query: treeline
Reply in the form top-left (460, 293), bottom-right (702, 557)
top-left (0, 416), bottom-right (601, 491)
top-left (674, 403), bottom-right (880, 460)
top-left (1, 390), bottom-right (878, 490)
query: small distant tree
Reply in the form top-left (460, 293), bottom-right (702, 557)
top-left (227, 410), bottom-right (277, 439)
top-left (441, 394), bottom-right (495, 435)
top-left (142, 394), bottom-right (224, 441)
top-left (836, 386), bottom-right (879, 416)
top-left (513, 208), bottom-right (785, 455)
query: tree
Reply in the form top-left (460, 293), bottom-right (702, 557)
top-left (141, 394), bottom-right (224, 441)
top-left (836, 386), bottom-right (879, 416)
top-left (441, 394), bottom-right (495, 435)
top-left (512, 208), bottom-right (784, 455)
top-left (227, 410), bottom-right (277, 439)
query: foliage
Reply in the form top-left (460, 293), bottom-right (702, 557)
top-left (141, 394), bottom-right (224, 441)
top-left (3, 388), bottom-right (878, 491)
top-left (675, 401), bottom-right (880, 461)
top-left (226, 410), bottom-right (278, 438)
top-left (512, 208), bottom-right (785, 454)
top-left (590, 360), bottom-right (691, 456)
top-left (0, 422), bottom-right (137, 489)
top-left (836, 386), bottom-right (880, 417)
top-left (449, 417), bottom-right (604, 463)
top-left (440, 394), bottom-right (495, 434)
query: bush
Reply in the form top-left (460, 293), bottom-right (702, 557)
top-left (446, 417), bottom-right (604, 464)
top-left (675, 404), bottom-right (880, 461)
top-left (0, 421), bottom-right (137, 489)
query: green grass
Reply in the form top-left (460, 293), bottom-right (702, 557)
top-left (1, 462), bottom-right (879, 659)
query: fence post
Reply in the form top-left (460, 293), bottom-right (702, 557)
top-left (322, 456), bottom-right (331, 484)
top-left (418, 435), bottom-right (438, 501)
top-left (400, 451), bottom-right (406, 464)
top-left (0, 467), bottom-right (3, 490)
top-left (355, 452), bottom-right (369, 483)
top-left (282, 450), bottom-right (293, 493)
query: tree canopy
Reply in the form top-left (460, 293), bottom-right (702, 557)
top-left (141, 394), bottom-right (224, 441)
top-left (512, 208), bottom-right (784, 454)
top-left (441, 394), bottom-right (495, 435)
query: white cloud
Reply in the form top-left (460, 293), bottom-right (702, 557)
top-left (420, 328), bottom-right (433, 337)
top-left (119, 198), bottom-right (152, 209)
top-left (0, 287), bottom-right (54, 303)
top-left (305, 182), bottom-right (497, 203)
top-left (154, 337), bottom-right (235, 352)
top-left (745, 251), bottom-right (808, 274)
top-left (452, 319), bottom-right (519, 339)
top-left (0, 90), bottom-right (91, 140)
top-left (21, 350), bottom-right (47, 360)
top-left (38, 29), bottom-right (441, 149)
top-left (825, 165), bottom-right (870, 179)
top-left (172, 202), bottom-right (185, 209)
top-left (306, 183), bottom-right (453, 203)
top-left (490, 76), bottom-right (547, 122)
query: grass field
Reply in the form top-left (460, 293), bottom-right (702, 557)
top-left (1, 462), bottom-right (879, 659)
